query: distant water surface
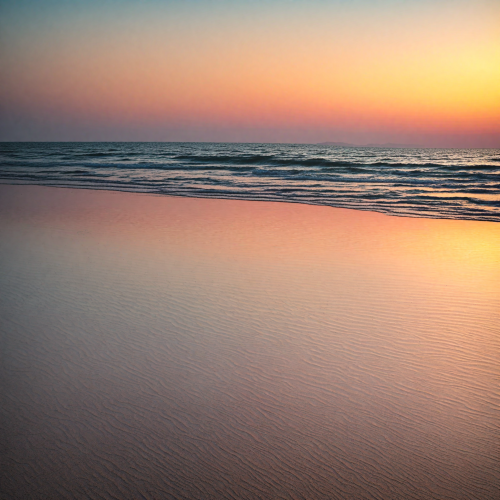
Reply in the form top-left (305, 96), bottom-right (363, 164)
top-left (0, 142), bottom-right (499, 221)
top-left (1, 185), bottom-right (499, 499)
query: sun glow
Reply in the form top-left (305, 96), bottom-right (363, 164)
top-left (0, 0), bottom-right (499, 144)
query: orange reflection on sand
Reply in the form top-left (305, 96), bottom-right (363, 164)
top-left (1, 184), bottom-right (499, 495)
top-left (16, 186), bottom-right (499, 296)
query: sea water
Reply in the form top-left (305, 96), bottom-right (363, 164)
top-left (1, 142), bottom-right (499, 221)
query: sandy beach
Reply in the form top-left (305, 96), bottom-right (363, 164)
top-left (1, 184), bottom-right (499, 499)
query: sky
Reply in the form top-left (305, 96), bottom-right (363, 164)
top-left (0, 0), bottom-right (499, 146)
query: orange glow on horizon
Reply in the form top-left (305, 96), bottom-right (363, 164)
top-left (1, 0), bottom-right (499, 143)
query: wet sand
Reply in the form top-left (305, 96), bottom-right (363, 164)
top-left (1, 184), bottom-right (499, 499)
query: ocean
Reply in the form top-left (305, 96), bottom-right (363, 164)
top-left (1, 142), bottom-right (499, 221)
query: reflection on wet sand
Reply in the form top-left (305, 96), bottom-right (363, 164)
top-left (1, 185), bottom-right (499, 499)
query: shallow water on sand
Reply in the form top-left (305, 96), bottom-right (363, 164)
top-left (1, 185), bottom-right (499, 499)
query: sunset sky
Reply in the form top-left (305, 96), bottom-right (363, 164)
top-left (0, 0), bottom-right (499, 146)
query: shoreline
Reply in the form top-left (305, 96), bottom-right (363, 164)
top-left (1, 180), bottom-right (498, 224)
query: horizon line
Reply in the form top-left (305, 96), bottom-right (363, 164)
top-left (1, 140), bottom-right (499, 150)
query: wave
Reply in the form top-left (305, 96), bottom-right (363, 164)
top-left (1, 143), bottom-right (499, 222)
top-left (174, 154), bottom-right (463, 169)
